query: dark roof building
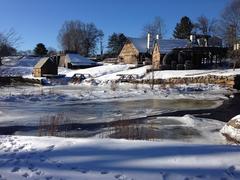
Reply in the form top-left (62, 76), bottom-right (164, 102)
top-left (119, 36), bottom-right (189, 66)
top-left (58, 53), bottom-right (98, 69)
top-left (33, 57), bottom-right (58, 77)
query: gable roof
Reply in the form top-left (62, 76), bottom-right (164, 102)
top-left (127, 37), bottom-right (148, 53)
top-left (34, 57), bottom-right (50, 68)
top-left (127, 37), bottom-right (190, 54)
top-left (66, 53), bottom-right (97, 66)
top-left (156, 39), bottom-right (190, 54)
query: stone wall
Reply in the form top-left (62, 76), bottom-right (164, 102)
top-left (152, 43), bottom-right (161, 69)
top-left (139, 75), bottom-right (240, 90)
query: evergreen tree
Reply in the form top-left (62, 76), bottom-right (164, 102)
top-left (34, 43), bottom-right (48, 56)
top-left (173, 16), bottom-right (194, 39)
top-left (107, 33), bottom-right (127, 56)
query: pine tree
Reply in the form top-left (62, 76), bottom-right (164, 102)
top-left (107, 33), bottom-right (127, 56)
top-left (173, 16), bottom-right (194, 39)
top-left (34, 43), bottom-right (48, 56)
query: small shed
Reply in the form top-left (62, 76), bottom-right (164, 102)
top-left (118, 37), bottom-right (151, 65)
top-left (65, 53), bottom-right (98, 69)
top-left (33, 57), bottom-right (58, 77)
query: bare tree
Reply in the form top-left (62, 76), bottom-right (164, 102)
top-left (218, 0), bottom-right (240, 48)
top-left (58, 20), bottom-right (104, 56)
top-left (142, 16), bottom-right (166, 39)
top-left (194, 15), bottom-right (217, 35)
top-left (0, 28), bottom-right (20, 58)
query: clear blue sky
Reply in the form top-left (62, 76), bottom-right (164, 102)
top-left (0, 0), bottom-right (229, 52)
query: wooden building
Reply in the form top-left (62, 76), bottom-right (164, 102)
top-left (57, 53), bottom-right (98, 69)
top-left (119, 34), bottom-right (227, 70)
top-left (119, 36), bottom-right (189, 68)
top-left (118, 37), bottom-right (151, 65)
top-left (33, 57), bottom-right (58, 77)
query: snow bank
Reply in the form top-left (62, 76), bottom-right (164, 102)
top-left (96, 65), bottom-right (151, 82)
top-left (0, 56), bottom-right (40, 77)
top-left (0, 67), bottom-right (33, 77)
top-left (0, 135), bottom-right (240, 180)
top-left (144, 68), bottom-right (240, 80)
top-left (221, 115), bottom-right (240, 142)
top-left (154, 115), bottom-right (226, 144)
top-left (58, 64), bottom-right (131, 78)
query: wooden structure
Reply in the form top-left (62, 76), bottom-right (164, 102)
top-left (118, 37), bottom-right (151, 65)
top-left (117, 74), bottom-right (140, 83)
top-left (152, 35), bottom-right (227, 70)
top-left (33, 57), bottom-right (58, 77)
top-left (119, 37), bottom-right (188, 67)
top-left (56, 53), bottom-right (98, 69)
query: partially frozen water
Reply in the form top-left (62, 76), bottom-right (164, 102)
top-left (0, 94), bottom-right (220, 126)
top-left (0, 85), bottom-right (225, 139)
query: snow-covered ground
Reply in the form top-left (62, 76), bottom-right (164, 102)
top-left (1, 57), bottom-right (240, 83)
top-left (144, 68), bottom-right (240, 79)
top-left (0, 131), bottom-right (240, 180)
top-left (1, 59), bottom-right (240, 179)
top-left (0, 56), bottom-right (40, 77)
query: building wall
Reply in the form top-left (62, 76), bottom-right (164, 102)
top-left (58, 55), bottom-right (67, 67)
top-left (118, 42), bottom-right (139, 64)
top-left (33, 60), bottom-right (58, 77)
top-left (152, 43), bottom-right (161, 69)
top-left (33, 68), bottom-right (42, 77)
top-left (41, 61), bottom-right (58, 75)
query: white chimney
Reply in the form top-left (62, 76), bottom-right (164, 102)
top-left (197, 39), bottom-right (201, 46)
top-left (204, 38), bottom-right (208, 47)
top-left (156, 34), bottom-right (159, 40)
top-left (147, 33), bottom-right (151, 50)
top-left (190, 35), bottom-right (195, 42)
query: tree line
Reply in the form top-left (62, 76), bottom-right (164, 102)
top-left (0, 0), bottom-right (239, 59)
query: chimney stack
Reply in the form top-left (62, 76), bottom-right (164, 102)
top-left (147, 33), bottom-right (151, 50)
top-left (190, 35), bottom-right (195, 42)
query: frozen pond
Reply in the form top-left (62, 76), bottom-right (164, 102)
top-left (0, 85), bottom-right (226, 139)
top-left (0, 94), bottom-right (222, 126)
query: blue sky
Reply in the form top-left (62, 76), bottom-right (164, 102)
top-left (0, 0), bottom-right (229, 52)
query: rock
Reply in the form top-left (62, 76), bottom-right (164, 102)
top-left (220, 115), bottom-right (240, 142)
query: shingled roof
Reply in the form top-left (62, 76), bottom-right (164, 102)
top-left (127, 37), bottom-right (190, 54)
top-left (156, 39), bottom-right (190, 54)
